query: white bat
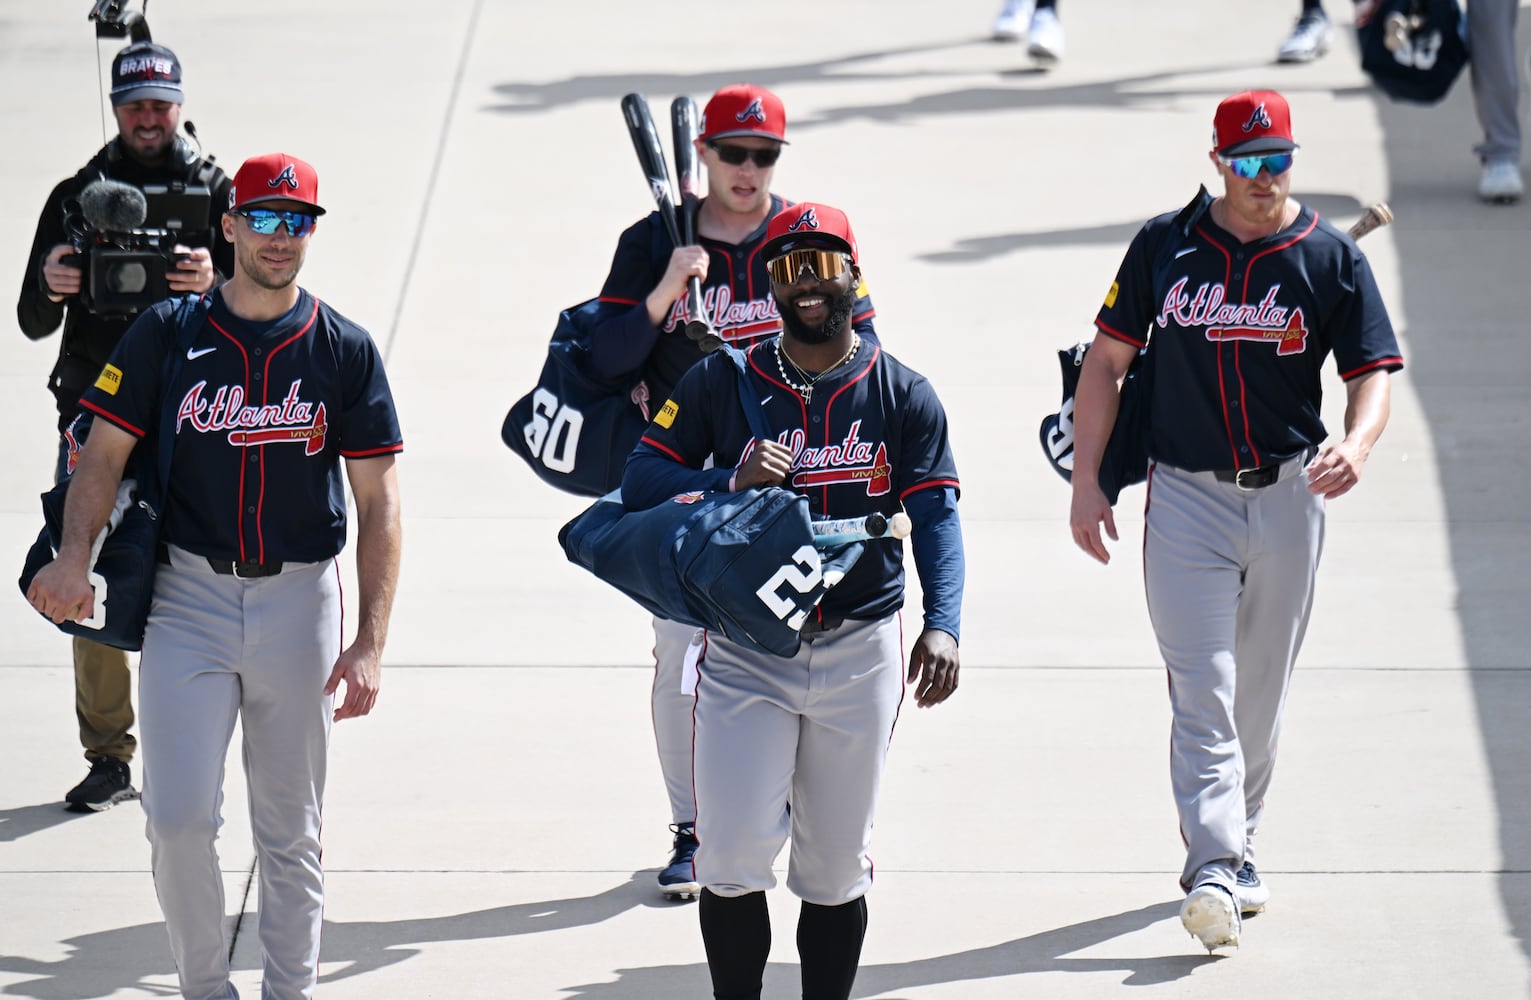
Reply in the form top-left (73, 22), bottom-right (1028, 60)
top-left (810, 511), bottom-right (912, 548)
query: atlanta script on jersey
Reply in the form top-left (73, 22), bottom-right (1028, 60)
top-left (1094, 203), bottom-right (1402, 473)
top-left (80, 289), bottom-right (403, 564)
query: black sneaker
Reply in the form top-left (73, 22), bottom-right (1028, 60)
top-left (64, 756), bottom-right (139, 813)
top-left (657, 823), bottom-right (700, 900)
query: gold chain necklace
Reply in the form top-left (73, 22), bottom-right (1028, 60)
top-left (774, 335), bottom-right (860, 405)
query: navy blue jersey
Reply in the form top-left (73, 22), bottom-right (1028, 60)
top-left (80, 288), bottom-right (403, 564)
top-left (625, 338), bottom-right (958, 623)
top-left (590, 195), bottom-right (877, 404)
top-left (1095, 204), bottom-right (1403, 472)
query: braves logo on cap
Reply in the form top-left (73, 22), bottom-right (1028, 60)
top-left (787, 207), bottom-right (820, 233)
top-left (269, 165), bottom-right (301, 191)
top-left (736, 98), bottom-right (767, 124)
top-left (1242, 104), bottom-right (1273, 133)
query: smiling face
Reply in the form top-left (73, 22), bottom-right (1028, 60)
top-left (771, 255), bottom-right (860, 346)
top-left (222, 199), bottom-right (313, 292)
top-left (112, 99), bottom-right (181, 165)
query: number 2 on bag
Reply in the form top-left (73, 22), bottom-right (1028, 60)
top-left (81, 570), bottom-right (109, 630)
top-left (754, 544), bottom-right (824, 630)
top-left (524, 388), bottom-right (584, 474)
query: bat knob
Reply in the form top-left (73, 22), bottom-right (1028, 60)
top-left (686, 321), bottom-right (723, 353)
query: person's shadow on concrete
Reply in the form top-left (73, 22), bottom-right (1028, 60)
top-left (0, 802), bottom-right (101, 844)
top-left (0, 880), bottom-right (1207, 999)
top-left (560, 899), bottom-right (1210, 997)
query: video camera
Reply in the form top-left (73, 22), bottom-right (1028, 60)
top-left (62, 177), bottom-right (212, 317)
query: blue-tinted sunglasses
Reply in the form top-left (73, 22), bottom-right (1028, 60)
top-left (234, 208), bottom-right (317, 238)
top-left (1218, 151), bottom-right (1296, 180)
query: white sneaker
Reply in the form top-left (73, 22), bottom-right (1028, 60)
top-left (992, 0), bottom-right (1034, 41)
top-left (1276, 10), bottom-right (1332, 63)
top-left (1180, 883), bottom-right (1241, 952)
top-left (1026, 7), bottom-right (1065, 64)
top-left (1233, 861), bottom-right (1271, 915)
top-left (1478, 161), bottom-right (1524, 204)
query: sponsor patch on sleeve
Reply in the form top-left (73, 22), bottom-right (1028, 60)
top-left (655, 399), bottom-right (679, 429)
top-left (1103, 282), bottom-right (1119, 309)
top-left (94, 364), bottom-right (123, 395)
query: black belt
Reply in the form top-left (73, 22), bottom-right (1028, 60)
top-left (800, 615), bottom-right (844, 638)
top-left (157, 543), bottom-right (284, 578)
top-left (1213, 464), bottom-right (1281, 491)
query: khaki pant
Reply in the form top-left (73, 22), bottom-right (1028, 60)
top-left (74, 636), bottom-right (136, 762)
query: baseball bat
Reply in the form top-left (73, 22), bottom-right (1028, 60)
top-left (1346, 201), bottom-right (1393, 241)
top-left (620, 93), bottom-right (722, 352)
top-left (810, 511), bottom-right (913, 548)
top-left (669, 95), bottom-right (719, 350)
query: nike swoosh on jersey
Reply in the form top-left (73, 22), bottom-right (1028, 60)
top-left (759, 395), bottom-right (773, 406)
top-left (1174, 247), bottom-right (1197, 259)
top-left (187, 346), bottom-right (217, 360)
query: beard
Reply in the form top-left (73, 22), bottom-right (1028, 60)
top-left (777, 284), bottom-right (857, 345)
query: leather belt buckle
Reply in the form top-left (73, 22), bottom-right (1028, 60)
top-left (209, 558), bottom-right (283, 578)
top-left (1234, 466), bottom-right (1279, 491)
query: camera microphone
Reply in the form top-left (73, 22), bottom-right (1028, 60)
top-left (78, 178), bottom-right (148, 233)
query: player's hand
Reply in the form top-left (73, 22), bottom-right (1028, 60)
top-left (166, 245), bottom-right (216, 294)
top-left (907, 628), bottom-right (959, 707)
top-left (42, 244), bottom-right (83, 301)
top-left (325, 643), bottom-right (382, 721)
top-left (1069, 479), bottom-right (1118, 565)
top-left (26, 558), bottom-right (96, 625)
top-left (1305, 442), bottom-right (1366, 500)
top-left (733, 439), bottom-right (792, 490)
top-left (646, 246), bottom-right (709, 324)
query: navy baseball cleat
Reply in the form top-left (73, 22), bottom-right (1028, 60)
top-left (658, 823), bottom-right (700, 900)
top-left (64, 756), bottom-right (139, 813)
top-left (1234, 861), bottom-right (1271, 914)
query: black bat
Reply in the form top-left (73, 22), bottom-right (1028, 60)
top-left (669, 95), bottom-right (717, 349)
top-left (620, 93), bottom-right (721, 352)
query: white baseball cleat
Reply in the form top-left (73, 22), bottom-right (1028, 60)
top-left (1180, 883), bottom-right (1241, 952)
top-left (1234, 861), bottom-right (1271, 914)
top-left (1478, 161), bottom-right (1524, 204)
top-left (1026, 7), bottom-right (1065, 64)
top-left (992, 0), bottom-right (1035, 41)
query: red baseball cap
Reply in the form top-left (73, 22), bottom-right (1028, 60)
top-left (1213, 90), bottom-right (1298, 155)
top-left (700, 84), bottom-right (789, 144)
top-left (761, 202), bottom-right (858, 264)
top-left (229, 153), bottom-right (326, 215)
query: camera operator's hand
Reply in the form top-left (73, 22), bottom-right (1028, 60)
top-left (42, 244), bottom-right (83, 303)
top-left (167, 244), bottom-right (217, 294)
top-left (644, 245), bottom-right (709, 327)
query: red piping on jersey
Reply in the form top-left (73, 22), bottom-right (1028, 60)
top-left (1341, 356), bottom-right (1403, 380)
top-left (639, 436), bottom-right (687, 464)
top-left (340, 444), bottom-right (404, 458)
top-left (1095, 319), bottom-right (1146, 349)
top-left (598, 295), bottom-right (639, 307)
top-left (899, 479), bottom-right (959, 502)
top-left (256, 305), bottom-right (319, 562)
top-left (80, 398), bottom-right (146, 439)
top-left (206, 313), bottom-right (254, 560)
top-left (1193, 229), bottom-right (1244, 466)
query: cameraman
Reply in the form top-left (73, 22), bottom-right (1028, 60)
top-left (15, 39), bottom-right (231, 813)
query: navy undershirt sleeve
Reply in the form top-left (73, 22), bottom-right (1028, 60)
top-left (903, 485), bottom-right (964, 642)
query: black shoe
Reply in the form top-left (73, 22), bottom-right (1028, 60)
top-left (658, 823), bottom-right (701, 899)
top-left (64, 756), bottom-right (139, 812)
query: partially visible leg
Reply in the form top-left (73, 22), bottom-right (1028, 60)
top-left (798, 897), bottom-right (868, 1000)
top-left (699, 889), bottom-right (770, 1000)
top-left (652, 618), bottom-right (704, 896)
top-left (1468, 0), bottom-right (1523, 201)
top-left (239, 560), bottom-right (341, 1000)
top-left (139, 553), bottom-right (243, 1000)
top-left (73, 636), bottom-right (137, 763)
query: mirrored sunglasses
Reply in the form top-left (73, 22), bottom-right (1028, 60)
top-left (766, 249), bottom-right (851, 285)
top-left (1219, 151), bottom-right (1295, 180)
top-left (708, 141), bottom-right (781, 168)
top-left (235, 208), bottom-right (317, 237)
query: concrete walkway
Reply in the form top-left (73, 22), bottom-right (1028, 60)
top-left (1, 0), bottom-right (1527, 996)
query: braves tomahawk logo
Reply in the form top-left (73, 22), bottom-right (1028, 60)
top-left (176, 379), bottom-right (328, 455)
top-left (1157, 278), bottom-right (1310, 355)
top-left (735, 98), bottom-right (767, 124)
top-left (268, 164), bottom-right (300, 191)
top-left (1242, 103), bottom-right (1273, 133)
top-left (787, 207), bottom-right (820, 233)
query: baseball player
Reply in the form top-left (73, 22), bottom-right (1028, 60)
top-left (1068, 90), bottom-right (1402, 952)
top-left (26, 152), bottom-right (403, 1000)
top-left (622, 202), bottom-right (963, 1000)
top-left (588, 83), bottom-right (879, 898)
top-left (16, 39), bottom-right (232, 813)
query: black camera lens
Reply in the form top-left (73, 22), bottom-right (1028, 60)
top-left (105, 260), bottom-right (149, 294)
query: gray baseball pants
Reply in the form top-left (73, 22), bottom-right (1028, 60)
top-left (1143, 458), bottom-right (1324, 894)
top-left (652, 616), bottom-right (704, 825)
top-left (693, 614), bottom-right (904, 906)
top-left (1468, 0), bottom-right (1522, 164)
top-left (140, 544), bottom-right (341, 1000)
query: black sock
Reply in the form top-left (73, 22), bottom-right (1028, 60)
top-left (699, 889), bottom-right (771, 1000)
top-left (797, 897), bottom-right (868, 1000)
top-left (1036, 0), bottom-right (1057, 9)
top-left (1303, 0), bottom-right (1324, 12)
